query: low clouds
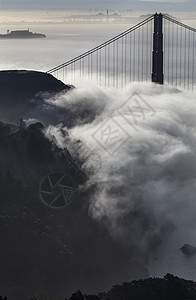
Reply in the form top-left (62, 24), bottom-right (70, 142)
top-left (45, 82), bottom-right (196, 280)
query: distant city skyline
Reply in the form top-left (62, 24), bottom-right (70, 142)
top-left (0, 0), bottom-right (195, 12)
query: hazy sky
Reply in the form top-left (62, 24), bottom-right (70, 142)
top-left (0, 0), bottom-right (195, 12)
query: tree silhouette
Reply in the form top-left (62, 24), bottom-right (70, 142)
top-left (98, 274), bottom-right (196, 300)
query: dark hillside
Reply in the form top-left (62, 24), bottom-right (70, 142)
top-left (0, 70), bottom-right (72, 124)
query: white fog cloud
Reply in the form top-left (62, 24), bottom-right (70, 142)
top-left (46, 82), bottom-right (196, 280)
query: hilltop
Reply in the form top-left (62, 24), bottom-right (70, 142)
top-left (0, 70), bottom-right (72, 124)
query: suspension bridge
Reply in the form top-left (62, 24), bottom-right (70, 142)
top-left (47, 13), bottom-right (196, 90)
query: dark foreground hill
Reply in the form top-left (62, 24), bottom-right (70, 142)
top-left (0, 70), bottom-right (70, 98)
top-left (0, 70), bottom-right (72, 124)
top-left (0, 121), bottom-right (148, 299)
top-left (0, 71), bottom-right (148, 299)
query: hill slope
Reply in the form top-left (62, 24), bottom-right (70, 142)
top-left (0, 70), bottom-right (72, 124)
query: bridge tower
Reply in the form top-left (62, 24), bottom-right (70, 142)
top-left (152, 13), bottom-right (164, 84)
